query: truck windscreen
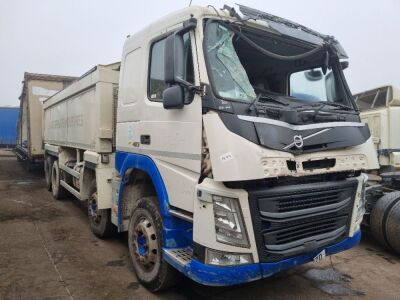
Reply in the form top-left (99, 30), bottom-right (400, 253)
top-left (204, 21), bottom-right (353, 110)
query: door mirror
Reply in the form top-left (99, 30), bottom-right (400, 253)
top-left (164, 34), bottom-right (184, 84)
top-left (163, 85), bottom-right (184, 109)
top-left (163, 18), bottom-right (197, 109)
top-left (164, 18), bottom-right (197, 86)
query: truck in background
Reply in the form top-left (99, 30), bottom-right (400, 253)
top-left (354, 85), bottom-right (400, 255)
top-left (16, 72), bottom-right (76, 170)
top-left (42, 4), bottom-right (379, 291)
top-left (0, 107), bottom-right (19, 148)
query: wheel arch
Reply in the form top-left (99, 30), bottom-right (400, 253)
top-left (116, 151), bottom-right (192, 248)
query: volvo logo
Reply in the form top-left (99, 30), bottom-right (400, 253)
top-left (293, 135), bottom-right (304, 149)
top-left (283, 128), bottom-right (332, 151)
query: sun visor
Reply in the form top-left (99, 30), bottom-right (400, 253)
top-left (237, 4), bottom-right (348, 59)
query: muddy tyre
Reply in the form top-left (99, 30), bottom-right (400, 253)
top-left (88, 180), bottom-right (116, 238)
top-left (385, 200), bottom-right (400, 255)
top-left (51, 160), bottom-right (67, 200)
top-left (128, 197), bottom-right (180, 291)
top-left (44, 156), bottom-right (53, 191)
top-left (370, 191), bottom-right (400, 250)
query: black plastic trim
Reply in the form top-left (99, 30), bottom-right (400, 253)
top-left (219, 113), bottom-right (370, 154)
top-left (84, 161), bottom-right (97, 171)
top-left (192, 241), bottom-right (206, 263)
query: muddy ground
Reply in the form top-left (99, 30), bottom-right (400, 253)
top-left (0, 149), bottom-right (399, 300)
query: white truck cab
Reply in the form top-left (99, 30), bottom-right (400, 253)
top-left (43, 5), bottom-right (379, 291)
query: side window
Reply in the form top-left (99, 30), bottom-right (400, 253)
top-left (148, 33), bottom-right (194, 102)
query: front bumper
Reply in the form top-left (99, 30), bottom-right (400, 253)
top-left (164, 230), bottom-right (361, 286)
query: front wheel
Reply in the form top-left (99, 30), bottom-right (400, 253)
top-left (128, 197), bottom-right (180, 291)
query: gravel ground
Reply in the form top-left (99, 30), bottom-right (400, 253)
top-left (0, 149), bottom-right (399, 300)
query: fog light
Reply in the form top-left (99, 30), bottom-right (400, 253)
top-left (205, 248), bottom-right (253, 266)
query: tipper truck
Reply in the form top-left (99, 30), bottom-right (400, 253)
top-left (354, 85), bottom-right (400, 255)
top-left (16, 72), bottom-right (76, 170)
top-left (43, 4), bottom-right (379, 291)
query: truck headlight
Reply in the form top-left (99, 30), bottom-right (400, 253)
top-left (212, 195), bottom-right (250, 248)
top-left (205, 248), bottom-right (253, 266)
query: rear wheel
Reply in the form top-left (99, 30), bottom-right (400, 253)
top-left (51, 160), bottom-right (67, 200)
top-left (128, 197), bottom-right (180, 291)
top-left (370, 191), bottom-right (400, 250)
top-left (44, 156), bottom-right (53, 191)
top-left (88, 180), bottom-right (116, 238)
top-left (385, 200), bottom-right (400, 255)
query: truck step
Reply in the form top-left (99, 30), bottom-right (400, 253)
top-left (164, 247), bottom-right (192, 266)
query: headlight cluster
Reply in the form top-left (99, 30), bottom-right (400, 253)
top-left (212, 195), bottom-right (249, 248)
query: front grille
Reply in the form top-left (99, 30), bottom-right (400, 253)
top-left (248, 179), bottom-right (357, 262)
top-left (264, 216), bottom-right (347, 246)
top-left (259, 188), bottom-right (350, 213)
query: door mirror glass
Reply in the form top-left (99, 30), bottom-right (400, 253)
top-left (165, 34), bottom-right (185, 84)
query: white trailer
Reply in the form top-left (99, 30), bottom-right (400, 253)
top-left (43, 4), bottom-right (379, 291)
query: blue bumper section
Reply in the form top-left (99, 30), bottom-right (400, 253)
top-left (164, 230), bottom-right (361, 286)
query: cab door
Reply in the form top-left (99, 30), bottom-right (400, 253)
top-left (139, 31), bottom-right (201, 171)
top-left (117, 28), bottom-right (202, 212)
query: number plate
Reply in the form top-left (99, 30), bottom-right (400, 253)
top-left (313, 249), bottom-right (326, 263)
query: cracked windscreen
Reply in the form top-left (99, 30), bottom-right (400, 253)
top-left (205, 22), bottom-right (256, 102)
top-left (204, 20), bottom-right (353, 110)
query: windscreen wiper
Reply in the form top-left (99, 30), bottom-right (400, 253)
top-left (322, 102), bottom-right (354, 111)
top-left (247, 94), bottom-right (289, 112)
top-left (294, 101), bottom-right (354, 112)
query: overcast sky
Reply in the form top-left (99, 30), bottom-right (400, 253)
top-left (1, 0), bottom-right (399, 106)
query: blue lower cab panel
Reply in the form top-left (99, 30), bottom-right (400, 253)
top-left (163, 230), bottom-right (361, 286)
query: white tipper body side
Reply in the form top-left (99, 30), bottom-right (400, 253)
top-left (43, 64), bottom-right (119, 209)
top-left (43, 65), bottom-right (119, 153)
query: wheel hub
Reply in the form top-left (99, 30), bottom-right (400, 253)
top-left (132, 218), bottom-right (158, 269)
top-left (88, 192), bottom-right (101, 224)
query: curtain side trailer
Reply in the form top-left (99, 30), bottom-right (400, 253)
top-left (16, 72), bottom-right (76, 170)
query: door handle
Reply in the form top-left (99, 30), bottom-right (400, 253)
top-left (140, 135), bottom-right (151, 145)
